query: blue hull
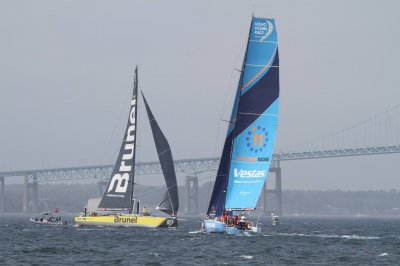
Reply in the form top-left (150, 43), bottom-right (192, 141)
top-left (203, 219), bottom-right (225, 233)
top-left (202, 219), bottom-right (256, 234)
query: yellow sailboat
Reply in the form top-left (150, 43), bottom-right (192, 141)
top-left (74, 66), bottom-right (179, 228)
top-left (74, 215), bottom-right (176, 228)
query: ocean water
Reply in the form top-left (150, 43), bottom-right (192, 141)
top-left (0, 215), bottom-right (399, 265)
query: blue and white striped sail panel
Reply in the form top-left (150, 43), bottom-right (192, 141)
top-left (225, 17), bottom-right (279, 211)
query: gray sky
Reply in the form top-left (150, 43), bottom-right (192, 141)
top-left (1, 0), bottom-right (400, 190)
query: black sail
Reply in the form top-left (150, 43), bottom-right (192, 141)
top-left (98, 67), bottom-right (139, 212)
top-left (141, 92), bottom-right (179, 216)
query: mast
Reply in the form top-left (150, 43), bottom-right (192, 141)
top-left (97, 66), bottom-right (139, 212)
top-left (224, 16), bottom-right (254, 211)
top-left (206, 17), bottom-right (254, 217)
top-left (129, 66), bottom-right (139, 210)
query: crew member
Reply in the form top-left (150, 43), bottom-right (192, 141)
top-left (239, 215), bottom-right (246, 230)
top-left (142, 207), bottom-right (148, 216)
top-left (234, 215), bottom-right (239, 226)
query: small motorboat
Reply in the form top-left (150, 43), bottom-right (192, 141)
top-left (30, 208), bottom-right (67, 226)
top-left (30, 217), bottom-right (67, 226)
top-left (271, 213), bottom-right (280, 226)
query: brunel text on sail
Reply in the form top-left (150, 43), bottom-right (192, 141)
top-left (107, 97), bottom-right (137, 194)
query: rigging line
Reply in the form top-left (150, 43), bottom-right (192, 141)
top-left (134, 77), bottom-right (142, 197)
top-left (238, 112), bottom-right (278, 116)
top-left (220, 41), bottom-right (247, 119)
top-left (164, 180), bottom-right (174, 212)
top-left (206, 40), bottom-right (247, 203)
top-left (158, 149), bottom-right (170, 156)
top-left (135, 183), bottom-right (177, 198)
top-left (99, 82), bottom-right (134, 166)
top-left (284, 104), bottom-right (400, 152)
top-left (136, 178), bottom-right (228, 198)
top-left (135, 186), bottom-right (165, 197)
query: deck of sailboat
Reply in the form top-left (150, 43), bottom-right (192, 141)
top-left (202, 218), bottom-right (259, 234)
top-left (74, 215), bottom-right (177, 228)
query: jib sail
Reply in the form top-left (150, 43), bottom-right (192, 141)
top-left (142, 92), bottom-right (179, 216)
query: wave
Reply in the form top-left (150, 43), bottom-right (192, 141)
top-left (240, 255), bottom-right (253, 259)
top-left (378, 253), bottom-right (389, 257)
top-left (188, 230), bottom-right (203, 234)
top-left (340, 235), bottom-right (380, 240)
top-left (268, 232), bottom-right (380, 240)
top-left (74, 228), bottom-right (106, 231)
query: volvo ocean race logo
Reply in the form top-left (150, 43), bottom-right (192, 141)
top-left (107, 96), bottom-right (137, 194)
top-left (254, 20), bottom-right (274, 41)
top-left (234, 169), bottom-right (266, 178)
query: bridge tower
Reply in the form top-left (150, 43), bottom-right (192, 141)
top-left (97, 179), bottom-right (108, 197)
top-left (22, 175), bottom-right (39, 213)
top-left (0, 177), bottom-right (4, 213)
top-left (31, 175), bottom-right (39, 213)
top-left (258, 165), bottom-right (282, 216)
top-left (22, 176), bottom-right (29, 213)
top-left (184, 175), bottom-right (198, 215)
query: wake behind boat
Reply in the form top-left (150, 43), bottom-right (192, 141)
top-left (74, 67), bottom-right (179, 228)
top-left (202, 16), bottom-right (280, 234)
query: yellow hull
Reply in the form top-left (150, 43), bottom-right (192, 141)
top-left (74, 215), bottom-right (177, 228)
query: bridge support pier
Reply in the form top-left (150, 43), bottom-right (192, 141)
top-left (259, 166), bottom-right (282, 216)
top-left (0, 177), bottom-right (4, 213)
top-left (21, 175), bottom-right (39, 213)
top-left (276, 167), bottom-right (282, 216)
top-left (97, 180), bottom-right (107, 197)
top-left (259, 180), bottom-right (267, 213)
top-left (31, 175), bottom-right (38, 213)
top-left (184, 176), bottom-right (198, 215)
top-left (22, 175), bottom-right (29, 213)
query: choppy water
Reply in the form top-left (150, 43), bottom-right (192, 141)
top-left (0, 215), bottom-right (399, 265)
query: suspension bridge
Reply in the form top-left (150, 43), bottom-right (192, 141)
top-left (1, 105), bottom-right (400, 214)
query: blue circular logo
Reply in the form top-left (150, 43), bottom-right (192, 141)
top-left (245, 126), bottom-right (268, 153)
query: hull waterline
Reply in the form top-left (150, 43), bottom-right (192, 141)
top-left (30, 218), bottom-right (67, 226)
top-left (202, 218), bottom-right (259, 234)
top-left (74, 215), bottom-right (177, 228)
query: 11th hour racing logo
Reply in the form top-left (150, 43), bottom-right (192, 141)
top-left (234, 169), bottom-right (266, 178)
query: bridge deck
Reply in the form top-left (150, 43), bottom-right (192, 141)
top-left (1, 145), bottom-right (399, 182)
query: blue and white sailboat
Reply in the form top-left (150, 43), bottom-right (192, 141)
top-left (202, 17), bottom-right (279, 234)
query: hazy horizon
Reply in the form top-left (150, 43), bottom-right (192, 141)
top-left (1, 0), bottom-right (400, 190)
